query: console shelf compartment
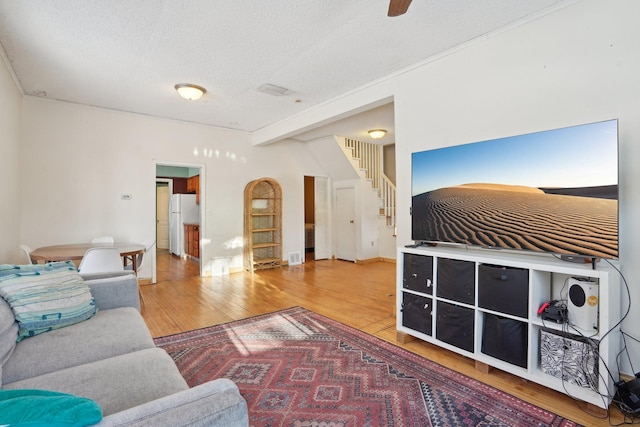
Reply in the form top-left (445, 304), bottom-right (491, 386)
top-left (397, 245), bottom-right (621, 409)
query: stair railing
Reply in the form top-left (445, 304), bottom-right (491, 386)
top-left (381, 174), bottom-right (396, 227)
top-left (343, 137), bottom-right (396, 227)
top-left (344, 138), bottom-right (382, 191)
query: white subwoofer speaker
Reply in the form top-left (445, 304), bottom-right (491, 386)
top-left (567, 277), bottom-right (599, 332)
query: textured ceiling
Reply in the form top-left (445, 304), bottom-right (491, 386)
top-left (0, 0), bottom-right (568, 138)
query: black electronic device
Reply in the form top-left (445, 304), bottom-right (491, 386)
top-left (615, 373), bottom-right (640, 414)
top-left (538, 300), bottom-right (568, 323)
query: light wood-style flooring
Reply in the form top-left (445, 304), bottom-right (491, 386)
top-left (140, 251), bottom-right (624, 426)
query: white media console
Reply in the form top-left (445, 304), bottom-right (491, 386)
top-left (396, 245), bottom-right (622, 409)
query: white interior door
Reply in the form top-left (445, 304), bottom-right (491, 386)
top-left (335, 187), bottom-right (356, 262)
top-left (314, 177), bottom-right (330, 260)
top-left (156, 184), bottom-right (170, 249)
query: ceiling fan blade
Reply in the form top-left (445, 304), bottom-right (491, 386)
top-left (388, 0), bottom-right (413, 17)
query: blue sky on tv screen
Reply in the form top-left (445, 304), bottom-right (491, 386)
top-left (412, 119), bottom-right (618, 196)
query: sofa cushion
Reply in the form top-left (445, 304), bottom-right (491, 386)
top-left (0, 297), bottom-right (17, 363)
top-left (0, 262), bottom-right (97, 341)
top-left (0, 389), bottom-right (102, 427)
top-left (3, 348), bottom-right (189, 416)
top-left (100, 379), bottom-right (249, 426)
top-left (2, 307), bottom-right (156, 385)
top-left (0, 296), bottom-right (18, 388)
top-left (82, 272), bottom-right (140, 311)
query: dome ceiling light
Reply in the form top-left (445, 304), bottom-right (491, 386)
top-left (368, 129), bottom-right (387, 139)
top-left (175, 83), bottom-right (206, 100)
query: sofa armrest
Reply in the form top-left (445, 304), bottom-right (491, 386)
top-left (81, 271), bottom-right (140, 311)
top-left (96, 378), bottom-right (248, 427)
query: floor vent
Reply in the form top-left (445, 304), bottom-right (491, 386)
top-left (288, 251), bottom-right (302, 266)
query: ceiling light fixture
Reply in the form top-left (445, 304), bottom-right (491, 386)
top-left (175, 83), bottom-right (206, 100)
top-left (368, 129), bottom-right (387, 139)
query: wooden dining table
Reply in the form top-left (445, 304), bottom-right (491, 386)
top-left (30, 242), bottom-right (146, 273)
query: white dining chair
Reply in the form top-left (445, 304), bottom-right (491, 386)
top-left (78, 247), bottom-right (124, 274)
top-left (124, 240), bottom-right (154, 307)
top-left (91, 236), bottom-right (114, 244)
top-left (20, 245), bottom-right (34, 264)
top-left (124, 239), bottom-right (154, 274)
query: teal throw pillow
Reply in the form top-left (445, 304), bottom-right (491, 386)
top-left (0, 389), bottom-right (103, 426)
top-left (0, 262), bottom-right (97, 341)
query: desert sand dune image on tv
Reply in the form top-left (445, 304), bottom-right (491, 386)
top-left (411, 119), bottom-right (618, 259)
top-left (412, 183), bottom-right (618, 258)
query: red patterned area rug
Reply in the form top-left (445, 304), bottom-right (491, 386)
top-left (155, 307), bottom-right (581, 427)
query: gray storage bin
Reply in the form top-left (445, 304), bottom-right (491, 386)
top-left (436, 301), bottom-right (474, 352)
top-left (403, 253), bottom-right (433, 294)
top-left (401, 292), bottom-right (433, 336)
top-left (478, 264), bottom-right (528, 318)
top-left (436, 257), bottom-right (475, 304)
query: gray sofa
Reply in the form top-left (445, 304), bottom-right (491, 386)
top-left (0, 270), bottom-right (248, 426)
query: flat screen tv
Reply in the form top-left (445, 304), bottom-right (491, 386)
top-left (411, 119), bottom-right (618, 259)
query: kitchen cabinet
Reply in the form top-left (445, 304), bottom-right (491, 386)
top-left (183, 224), bottom-right (199, 259)
top-left (187, 175), bottom-right (200, 204)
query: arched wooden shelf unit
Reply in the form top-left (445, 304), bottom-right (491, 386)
top-left (244, 177), bottom-right (282, 272)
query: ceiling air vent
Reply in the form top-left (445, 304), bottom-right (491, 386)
top-left (257, 83), bottom-right (289, 96)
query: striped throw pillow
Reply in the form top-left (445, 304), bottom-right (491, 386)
top-left (0, 262), bottom-right (97, 341)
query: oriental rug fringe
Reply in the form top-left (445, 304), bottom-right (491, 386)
top-left (155, 306), bottom-right (581, 427)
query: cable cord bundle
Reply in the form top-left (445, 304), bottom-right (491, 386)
top-left (541, 259), bottom-right (636, 423)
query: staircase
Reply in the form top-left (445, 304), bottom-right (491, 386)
top-left (342, 137), bottom-right (396, 231)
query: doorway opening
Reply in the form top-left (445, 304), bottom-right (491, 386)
top-left (303, 175), bottom-right (330, 262)
top-left (304, 176), bottom-right (315, 260)
top-left (154, 162), bottom-right (204, 282)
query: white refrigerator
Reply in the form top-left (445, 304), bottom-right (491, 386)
top-left (169, 194), bottom-right (199, 256)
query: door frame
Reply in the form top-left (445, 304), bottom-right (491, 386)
top-left (303, 174), bottom-right (331, 261)
top-left (153, 161), bottom-right (205, 281)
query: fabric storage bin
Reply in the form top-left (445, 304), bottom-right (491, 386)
top-left (540, 329), bottom-right (598, 389)
top-left (436, 258), bottom-right (475, 304)
top-left (436, 301), bottom-right (474, 352)
top-left (478, 264), bottom-right (528, 318)
top-left (401, 292), bottom-right (433, 336)
top-left (481, 313), bottom-right (528, 368)
top-left (403, 253), bottom-right (433, 294)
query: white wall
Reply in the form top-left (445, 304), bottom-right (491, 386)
top-left (356, 179), bottom-right (381, 261)
top-left (19, 97), bottom-right (326, 276)
top-left (257, 0), bottom-right (640, 375)
top-left (393, 0), bottom-right (640, 374)
top-left (0, 52), bottom-right (22, 263)
top-left (307, 136), bottom-right (360, 182)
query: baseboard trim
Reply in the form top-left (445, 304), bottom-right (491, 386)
top-left (356, 257), bottom-right (396, 265)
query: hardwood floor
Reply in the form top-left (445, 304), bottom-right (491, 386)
top-left (140, 251), bottom-right (624, 426)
